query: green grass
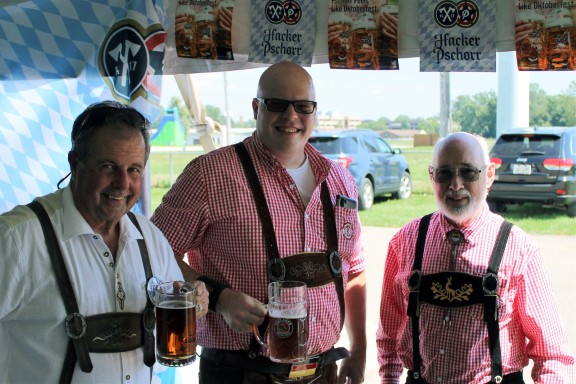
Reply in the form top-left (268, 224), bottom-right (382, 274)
top-left (149, 145), bottom-right (576, 235)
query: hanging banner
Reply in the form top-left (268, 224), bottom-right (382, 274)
top-left (515, 1), bottom-right (576, 71)
top-left (248, 0), bottom-right (315, 66)
top-left (328, 0), bottom-right (399, 70)
top-left (419, 0), bottom-right (496, 72)
top-left (0, 0), bottom-right (165, 214)
top-left (173, 0), bottom-right (236, 61)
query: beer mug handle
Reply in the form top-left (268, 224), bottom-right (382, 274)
top-left (252, 323), bottom-right (268, 347)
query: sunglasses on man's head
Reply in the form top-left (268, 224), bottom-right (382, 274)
top-left (429, 165), bottom-right (488, 183)
top-left (255, 97), bottom-right (317, 114)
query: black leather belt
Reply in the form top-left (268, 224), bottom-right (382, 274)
top-left (200, 347), bottom-right (350, 375)
top-left (406, 370), bottom-right (524, 384)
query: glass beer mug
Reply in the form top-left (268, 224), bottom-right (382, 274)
top-left (253, 281), bottom-right (308, 363)
top-left (147, 278), bottom-right (197, 366)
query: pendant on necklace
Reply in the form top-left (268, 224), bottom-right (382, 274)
top-left (447, 229), bottom-right (464, 245)
top-left (117, 281), bottom-right (126, 310)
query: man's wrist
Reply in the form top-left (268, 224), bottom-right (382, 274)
top-left (196, 276), bottom-right (229, 312)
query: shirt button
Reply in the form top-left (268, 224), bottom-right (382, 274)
top-left (104, 252), bottom-right (110, 257)
top-left (93, 235), bottom-right (98, 239)
top-left (304, 213), bottom-right (310, 220)
top-left (440, 349), bottom-right (444, 355)
top-left (109, 262), bottom-right (114, 267)
top-left (306, 246), bottom-right (311, 252)
top-left (437, 378), bottom-right (442, 383)
top-left (125, 375), bottom-right (130, 380)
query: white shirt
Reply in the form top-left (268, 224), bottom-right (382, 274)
top-left (0, 187), bottom-right (183, 384)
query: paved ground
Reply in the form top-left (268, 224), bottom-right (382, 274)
top-left (175, 226), bottom-right (576, 384)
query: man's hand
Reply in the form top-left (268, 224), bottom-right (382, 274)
top-left (216, 288), bottom-right (267, 333)
top-left (338, 353), bottom-right (366, 384)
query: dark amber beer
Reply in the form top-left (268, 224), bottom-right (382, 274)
top-left (156, 300), bottom-right (196, 366)
top-left (150, 281), bottom-right (197, 367)
top-left (268, 311), bottom-right (307, 363)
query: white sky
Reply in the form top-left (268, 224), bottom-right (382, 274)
top-left (160, 53), bottom-right (576, 122)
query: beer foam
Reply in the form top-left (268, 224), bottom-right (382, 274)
top-left (158, 300), bottom-right (195, 309)
top-left (268, 307), bottom-right (306, 319)
top-left (352, 12), bottom-right (377, 30)
top-left (544, 8), bottom-right (573, 28)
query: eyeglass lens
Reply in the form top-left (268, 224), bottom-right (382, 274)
top-left (432, 167), bottom-right (481, 183)
top-left (260, 98), bottom-right (316, 114)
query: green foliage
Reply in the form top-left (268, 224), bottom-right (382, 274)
top-left (451, 91), bottom-right (497, 137)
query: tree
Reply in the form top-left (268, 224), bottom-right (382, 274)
top-left (451, 91), bottom-right (497, 137)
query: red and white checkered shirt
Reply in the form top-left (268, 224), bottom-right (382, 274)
top-left (376, 205), bottom-right (574, 383)
top-left (152, 133), bottom-right (365, 355)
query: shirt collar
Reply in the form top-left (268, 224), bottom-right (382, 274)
top-left (248, 132), bottom-right (332, 180)
top-left (61, 186), bottom-right (142, 242)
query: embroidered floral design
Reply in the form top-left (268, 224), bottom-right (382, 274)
top-left (117, 281), bottom-right (126, 310)
top-left (291, 262), bottom-right (327, 279)
top-left (92, 320), bottom-right (138, 346)
top-left (431, 277), bottom-right (473, 302)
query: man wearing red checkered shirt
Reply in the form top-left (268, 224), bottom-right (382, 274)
top-left (152, 61), bottom-right (366, 384)
top-left (376, 132), bottom-right (574, 383)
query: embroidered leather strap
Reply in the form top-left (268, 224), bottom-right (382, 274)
top-left (407, 213), bottom-right (432, 383)
top-left (126, 211), bottom-right (156, 368)
top-left (28, 200), bottom-right (93, 383)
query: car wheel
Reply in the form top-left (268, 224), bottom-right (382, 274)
top-left (567, 203), bottom-right (576, 218)
top-left (358, 177), bottom-right (374, 211)
top-left (392, 171), bottom-right (412, 200)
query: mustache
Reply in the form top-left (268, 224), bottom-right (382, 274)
top-left (446, 190), bottom-right (471, 198)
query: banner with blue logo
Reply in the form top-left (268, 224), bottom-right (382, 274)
top-left (0, 0), bottom-right (166, 214)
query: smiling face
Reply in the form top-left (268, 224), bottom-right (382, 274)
top-left (252, 61), bottom-right (317, 168)
top-left (69, 123), bottom-right (146, 233)
top-left (430, 132), bottom-right (495, 227)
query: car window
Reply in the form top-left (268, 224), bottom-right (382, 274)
top-left (491, 134), bottom-right (561, 157)
top-left (374, 137), bottom-right (392, 154)
top-left (570, 134), bottom-right (576, 156)
top-left (308, 136), bottom-right (359, 154)
top-left (364, 136), bottom-right (380, 153)
top-left (308, 137), bottom-right (340, 154)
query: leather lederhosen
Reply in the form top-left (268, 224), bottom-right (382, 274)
top-left (28, 201), bottom-right (156, 384)
top-left (407, 213), bottom-right (513, 384)
top-left (233, 142), bottom-right (348, 363)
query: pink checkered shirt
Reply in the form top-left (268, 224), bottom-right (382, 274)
top-left (152, 133), bottom-right (365, 355)
top-left (376, 205), bottom-right (574, 383)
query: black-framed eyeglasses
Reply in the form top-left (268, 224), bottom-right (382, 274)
top-left (429, 165), bottom-right (488, 183)
top-left (255, 97), bottom-right (317, 114)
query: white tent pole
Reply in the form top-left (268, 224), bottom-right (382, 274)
top-left (497, 51), bottom-right (530, 137)
top-left (439, 72), bottom-right (451, 138)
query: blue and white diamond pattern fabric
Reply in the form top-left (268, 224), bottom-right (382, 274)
top-left (0, 0), bottom-right (165, 214)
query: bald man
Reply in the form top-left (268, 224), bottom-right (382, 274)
top-left (152, 61), bottom-right (366, 384)
top-left (376, 132), bottom-right (574, 384)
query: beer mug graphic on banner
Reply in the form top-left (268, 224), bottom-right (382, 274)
top-left (147, 278), bottom-right (197, 367)
top-left (253, 281), bottom-right (308, 363)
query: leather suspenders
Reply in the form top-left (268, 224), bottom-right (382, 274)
top-left (27, 200), bottom-right (155, 384)
top-left (407, 213), bottom-right (513, 384)
top-left (233, 143), bottom-right (345, 358)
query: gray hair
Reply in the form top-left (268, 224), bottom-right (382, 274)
top-left (71, 100), bottom-right (151, 162)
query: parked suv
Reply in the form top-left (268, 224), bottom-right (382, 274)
top-left (488, 127), bottom-right (576, 217)
top-left (308, 129), bottom-right (411, 210)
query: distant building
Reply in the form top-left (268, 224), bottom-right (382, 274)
top-left (316, 111), bottom-right (361, 131)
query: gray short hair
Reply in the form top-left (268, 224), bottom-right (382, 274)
top-left (71, 100), bottom-right (151, 162)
